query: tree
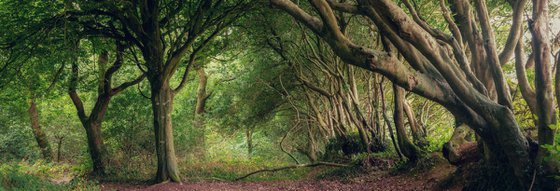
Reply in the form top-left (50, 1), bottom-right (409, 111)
top-left (62, 1), bottom-right (251, 182)
top-left (393, 85), bottom-right (422, 163)
top-left (529, 0), bottom-right (560, 186)
top-left (193, 67), bottom-right (211, 159)
top-left (27, 97), bottom-right (53, 161)
top-left (269, 0), bottom-right (558, 189)
top-left (68, 42), bottom-right (145, 175)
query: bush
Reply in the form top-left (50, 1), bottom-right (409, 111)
top-left (323, 133), bottom-right (388, 162)
top-left (324, 133), bottom-right (367, 158)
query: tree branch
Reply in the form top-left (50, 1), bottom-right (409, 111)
top-left (498, 0), bottom-right (528, 66)
top-left (110, 73), bottom-right (146, 96)
top-left (234, 162), bottom-right (350, 181)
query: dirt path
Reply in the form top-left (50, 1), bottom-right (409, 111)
top-left (103, 179), bottom-right (422, 191)
top-left (101, 155), bottom-right (461, 191)
top-left (101, 162), bottom-right (459, 191)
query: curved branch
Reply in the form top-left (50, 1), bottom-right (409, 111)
top-left (474, 0), bottom-right (513, 108)
top-left (110, 73), bottom-right (146, 96)
top-left (515, 40), bottom-right (537, 114)
top-left (234, 162), bottom-right (349, 181)
top-left (498, 0), bottom-right (528, 66)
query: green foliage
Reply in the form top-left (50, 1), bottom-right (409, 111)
top-left (324, 133), bottom-right (368, 158)
top-left (542, 124), bottom-right (560, 180)
top-left (0, 161), bottom-right (99, 191)
top-left (425, 125), bottom-right (453, 153)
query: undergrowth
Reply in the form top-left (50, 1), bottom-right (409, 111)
top-left (0, 161), bottom-right (99, 191)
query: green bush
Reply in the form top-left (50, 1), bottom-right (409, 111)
top-left (324, 133), bottom-right (367, 158)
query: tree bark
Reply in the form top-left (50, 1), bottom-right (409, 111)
top-left (28, 98), bottom-right (53, 161)
top-left (83, 121), bottom-right (107, 175)
top-left (530, 0), bottom-right (560, 187)
top-left (150, 80), bottom-right (181, 182)
top-left (246, 127), bottom-right (254, 156)
top-left (515, 40), bottom-right (537, 114)
top-left (55, 135), bottom-right (63, 163)
top-left (380, 81), bottom-right (403, 159)
top-left (69, 47), bottom-right (145, 176)
top-left (403, 99), bottom-right (428, 148)
top-left (393, 85), bottom-right (422, 163)
top-left (193, 68), bottom-right (209, 159)
top-left (306, 118), bottom-right (318, 162)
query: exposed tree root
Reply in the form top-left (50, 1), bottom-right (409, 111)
top-left (234, 162), bottom-right (350, 181)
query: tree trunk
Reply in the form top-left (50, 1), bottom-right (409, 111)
top-left (393, 85), bottom-right (422, 163)
top-left (246, 127), bottom-right (254, 156)
top-left (56, 136), bottom-right (63, 163)
top-left (306, 117), bottom-right (318, 163)
top-left (380, 82), bottom-right (403, 159)
top-left (403, 99), bottom-right (428, 148)
top-left (150, 81), bottom-right (181, 182)
top-left (530, 0), bottom-right (560, 187)
top-left (80, 94), bottom-right (112, 175)
top-left (193, 68), bottom-right (208, 159)
top-left (28, 98), bottom-right (53, 161)
top-left (84, 121), bottom-right (106, 175)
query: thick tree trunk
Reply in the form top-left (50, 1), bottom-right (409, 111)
top-left (150, 81), bottom-right (181, 182)
top-left (28, 98), bottom-right (53, 161)
top-left (84, 121), bottom-right (106, 175)
top-left (79, 94), bottom-right (111, 176)
top-left (393, 85), bottom-right (422, 163)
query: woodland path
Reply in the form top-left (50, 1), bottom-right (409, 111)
top-left (100, 160), bottom-right (459, 191)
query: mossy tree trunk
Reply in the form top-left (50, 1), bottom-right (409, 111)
top-left (28, 98), bottom-right (53, 161)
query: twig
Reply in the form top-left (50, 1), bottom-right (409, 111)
top-left (234, 162), bottom-right (350, 181)
top-left (528, 168), bottom-right (536, 191)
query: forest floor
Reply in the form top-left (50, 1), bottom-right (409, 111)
top-left (100, 154), bottom-right (461, 191)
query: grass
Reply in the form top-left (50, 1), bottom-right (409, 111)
top-left (0, 161), bottom-right (99, 191)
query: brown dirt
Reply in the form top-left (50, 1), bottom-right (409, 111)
top-left (101, 172), bottom-right (456, 191)
top-left (101, 157), bottom-right (460, 191)
top-left (102, 179), bottom-right (436, 191)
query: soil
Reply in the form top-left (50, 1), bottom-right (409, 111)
top-left (100, 157), bottom-right (460, 191)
